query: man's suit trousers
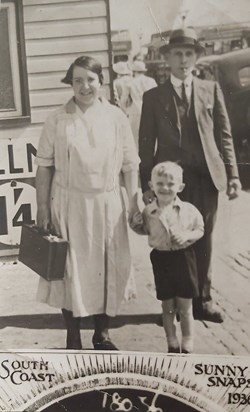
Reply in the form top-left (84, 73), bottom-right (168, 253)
top-left (179, 167), bottom-right (218, 312)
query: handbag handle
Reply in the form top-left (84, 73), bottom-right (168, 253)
top-left (24, 223), bottom-right (57, 237)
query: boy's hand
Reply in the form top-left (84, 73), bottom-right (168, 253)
top-left (171, 231), bottom-right (190, 246)
top-left (131, 211), bottom-right (143, 226)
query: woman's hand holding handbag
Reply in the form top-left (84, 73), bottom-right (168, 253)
top-left (19, 224), bottom-right (68, 281)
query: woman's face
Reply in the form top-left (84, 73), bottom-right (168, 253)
top-left (72, 66), bottom-right (101, 109)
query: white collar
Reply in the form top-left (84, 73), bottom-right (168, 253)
top-left (170, 73), bottom-right (193, 88)
top-left (65, 96), bottom-right (109, 114)
top-left (147, 196), bottom-right (182, 215)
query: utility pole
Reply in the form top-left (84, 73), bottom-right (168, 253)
top-left (180, 9), bottom-right (189, 28)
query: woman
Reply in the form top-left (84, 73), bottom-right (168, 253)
top-left (35, 56), bottom-right (140, 350)
top-left (125, 61), bottom-right (157, 148)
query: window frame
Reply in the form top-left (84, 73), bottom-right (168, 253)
top-left (0, 0), bottom-right (30, 128)
top-left (238, 66), bottom-right (250, 89)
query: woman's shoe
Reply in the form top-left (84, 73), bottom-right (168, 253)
top-left (62, 308), bottom-right (82, 350)
top-left (66, 331), bottom-right (82, 350)
top-left (92, 337), bottom-right (119, 351)
top-left (168, 347), bottom-right (180, 353)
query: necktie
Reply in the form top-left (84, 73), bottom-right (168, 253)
top-left (181, 82), bottom-right (188, 109)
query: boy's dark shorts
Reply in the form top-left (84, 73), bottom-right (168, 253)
top-left (150, 248), bottom-right (199, 300)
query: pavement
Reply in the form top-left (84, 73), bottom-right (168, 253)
top-left (0, 191), bottom-right (250, 355)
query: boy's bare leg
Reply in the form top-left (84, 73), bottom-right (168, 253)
top-left (176, 297), bottom-right (194, 353)
top-left (162, 299), bottom-right (180, 352)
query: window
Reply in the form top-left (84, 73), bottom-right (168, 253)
top-left (239, 66), bottom-right (250, 88)
top-left (0, 0), bottom-right (30, 126)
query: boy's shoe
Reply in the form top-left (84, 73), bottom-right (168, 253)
top-left (92, 337), bottom-right (119, 351)
top-left (168, 347), bottom-right (180, 353)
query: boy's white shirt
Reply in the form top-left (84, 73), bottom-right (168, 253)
top-left (131, 196), bottom-right (204, 251)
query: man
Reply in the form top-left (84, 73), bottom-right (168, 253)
top-left (139, 28), bottom-right (241, 323)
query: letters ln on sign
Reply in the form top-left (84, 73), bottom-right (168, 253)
top-left (0, 137), bottom-right (38, 246)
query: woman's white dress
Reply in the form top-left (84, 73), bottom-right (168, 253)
top-left (35, 98), bottom-right (139, 317)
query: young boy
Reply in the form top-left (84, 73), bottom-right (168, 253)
top-left (130, 162), bottom-right (204, 353)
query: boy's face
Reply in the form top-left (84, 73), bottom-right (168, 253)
top-left (150, 173), bottom-right (184, 204)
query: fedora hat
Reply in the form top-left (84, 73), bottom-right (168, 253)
top-left (113, 62), bottom-right (131, 76)
top-left (159, 27), bottom-right (204, 54)
top-left (131, 61), bottom-right (147, 72)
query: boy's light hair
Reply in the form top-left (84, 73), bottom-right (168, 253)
top-left (151, 161), bottom-right (183, 182)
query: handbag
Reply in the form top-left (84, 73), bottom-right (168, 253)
top-left (19, 224), bottom-right (68, 281)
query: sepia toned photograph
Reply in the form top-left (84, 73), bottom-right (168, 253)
top-left (1, 351), bottom-right (250, 411)
top-left (1, 0), bottom-right (250, 394)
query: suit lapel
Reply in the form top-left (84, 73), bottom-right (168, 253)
top-left (193, 77), bottom-right (207, 122)
top-left (158, 79), bottom-right (181, 135)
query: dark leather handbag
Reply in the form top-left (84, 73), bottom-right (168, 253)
top-left (19, 224), bottom-right (68, 281)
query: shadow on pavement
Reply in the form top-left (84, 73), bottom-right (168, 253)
top-left (0, 313), bottom-right (162, 330)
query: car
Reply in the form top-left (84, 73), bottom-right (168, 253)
top-left (196, 48), bottom-right (250, 186)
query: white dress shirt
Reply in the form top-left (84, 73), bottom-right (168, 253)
top-left (130, 197), bottom-right (204, 251)
top-left (170, 73), bottom-right (193, 103)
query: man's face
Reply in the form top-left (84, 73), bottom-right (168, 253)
top-left (167, 47), bottom-right (198, 80)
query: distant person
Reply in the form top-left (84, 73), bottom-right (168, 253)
top-left (139, 27), bottom-right (241, 323)
top-left (113, 62), bottom-right (132, 113)
top-left (133, 52), bottom-right (144, 62)
top-left (126, 61), bottom-right (157, 148)
top-left (130, 162), bottom-right (204, 353)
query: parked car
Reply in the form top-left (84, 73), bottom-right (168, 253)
top-left (196, 48), bottom-right (250, 186)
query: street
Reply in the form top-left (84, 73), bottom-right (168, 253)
top-left (0, 191), bottom-right (250, 355)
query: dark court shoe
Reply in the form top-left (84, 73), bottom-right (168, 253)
top-left (168, 347), bottom-right (180, 354)
top-left (66, 328), bottom-right (82, 350)
top-left (66, 337), bottom-right (82, 350)
top-left (194, 308), bottom-right (224, 323)
top-left (93, 338), bottom-right (119, 351)
top-left (181, 349), bottom-right (191, 354)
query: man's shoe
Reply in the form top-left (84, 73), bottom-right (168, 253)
top-left (194, 308), bottom-right (224, 323)
top-left (92, 338), bottom-right (119, 351)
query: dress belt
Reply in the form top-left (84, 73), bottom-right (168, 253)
top-left (54, 180), bottom-right (119, 194)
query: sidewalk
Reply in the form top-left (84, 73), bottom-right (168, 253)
top-left (0, 191), bottom-right (249, 354)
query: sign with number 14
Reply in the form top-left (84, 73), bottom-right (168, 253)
top-left (0, 181), bottom-right (36, 245)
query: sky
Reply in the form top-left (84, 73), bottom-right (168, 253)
top-left (109, 0), bottom-right (250, 54)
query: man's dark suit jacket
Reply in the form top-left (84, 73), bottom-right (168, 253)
top-left (139, 77), bottom-right (239, 192)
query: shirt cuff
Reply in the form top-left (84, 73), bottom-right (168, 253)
top-left (35, 156), bottom-right (54, 167)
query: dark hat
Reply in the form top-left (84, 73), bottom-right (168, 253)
top-left (159, 27), bottom-right (204, 54)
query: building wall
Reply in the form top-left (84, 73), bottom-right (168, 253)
top-left (1, 0), bottom-right (111, 139)
top-left (0, 0), bottom-right (111, 254)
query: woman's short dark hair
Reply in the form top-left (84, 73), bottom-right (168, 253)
top-left (61, 56), bottom-right (104, 85)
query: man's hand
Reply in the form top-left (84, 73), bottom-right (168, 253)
top-left (142, 189), bottom-right (155, 205)
top-left (226, 178), bottom-right (241, 200)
